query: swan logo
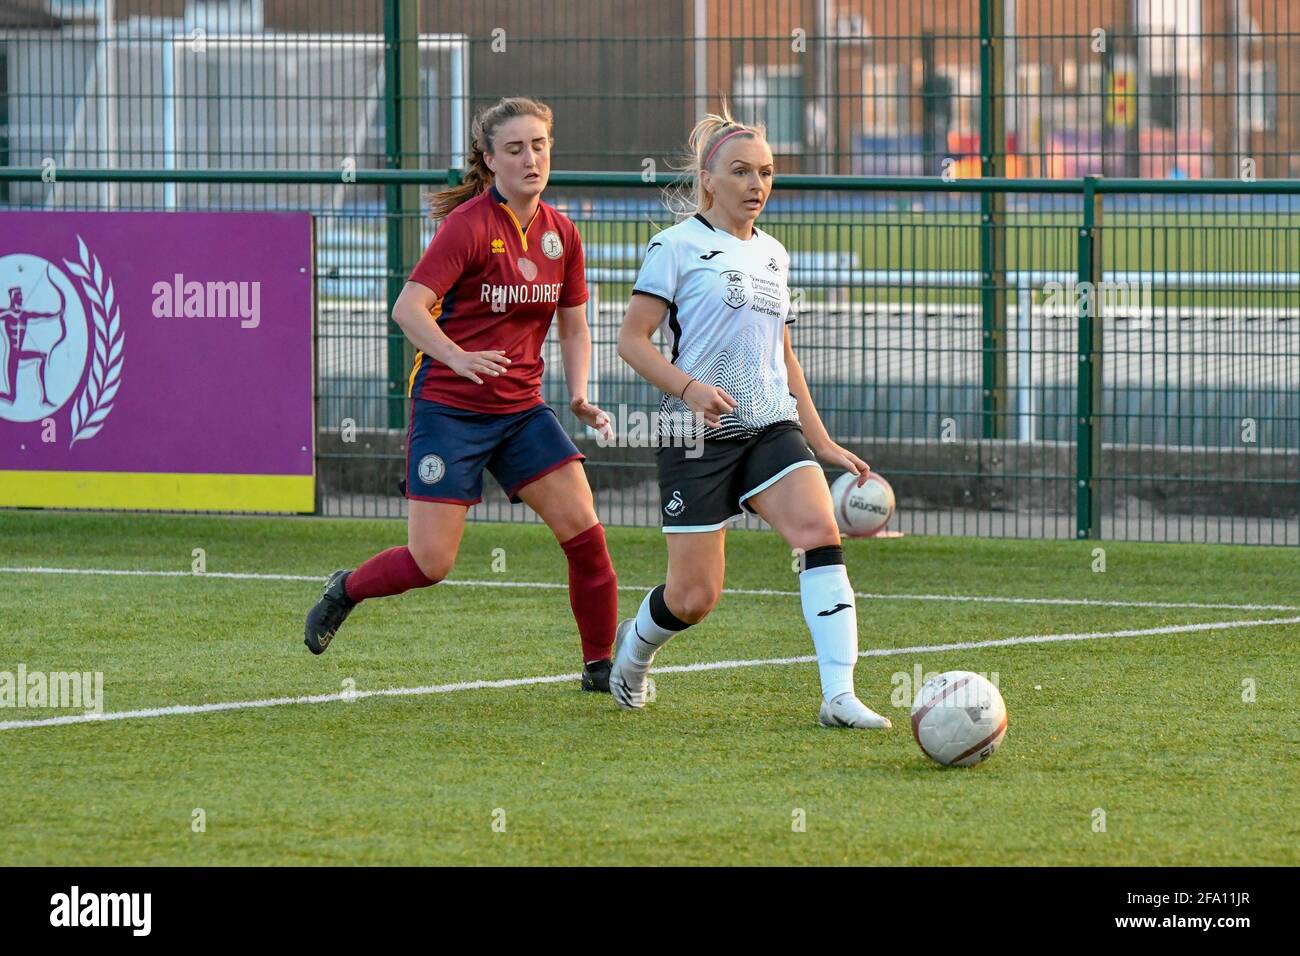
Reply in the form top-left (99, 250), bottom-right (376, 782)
top-left (664, 489), bottom-right (685, 517)
top-left (0, 237), bottom-right (123, 445)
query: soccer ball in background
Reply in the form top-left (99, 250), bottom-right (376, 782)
top-left (910, 671), bottom-right (1009, 767)
top-left (831, 471), bottom-right (896, 537)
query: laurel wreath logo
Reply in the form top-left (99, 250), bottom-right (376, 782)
top-left (62, 235), bottom-right (123, 447)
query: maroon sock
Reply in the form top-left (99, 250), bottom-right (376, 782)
top-left (344, 546), bottom-right (438, 603)
top-left (560, 523), bottom-right (618, 663)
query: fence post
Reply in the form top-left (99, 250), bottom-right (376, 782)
top-left (979, 0), bottom-right (1008, 439)
top-left (384, 0), bottom-right (422, 429)
top-left (1076, 175), bottom-right (1104, 539)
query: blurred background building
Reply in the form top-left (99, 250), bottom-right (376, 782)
top-left (2, 0), bottom-right (1296, 196)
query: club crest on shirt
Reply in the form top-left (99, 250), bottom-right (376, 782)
top-left (541, 230), bottom-right (563, 260)
top-left (417, 454), bottom-right (445, 485)
top-left (721, 270), bottom-right (749, 310)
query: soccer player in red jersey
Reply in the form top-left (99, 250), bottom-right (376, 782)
top-left (304, 97), bottom-right (620, 692)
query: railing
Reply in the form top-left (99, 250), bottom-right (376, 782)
top-left (5, 164), bottom-right (1296, 544)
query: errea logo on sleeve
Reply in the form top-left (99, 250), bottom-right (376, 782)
top-left (50, 886), bottom-right (151, 936)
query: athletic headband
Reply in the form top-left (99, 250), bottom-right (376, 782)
top-left (703, 127), bottom-right (752, 170)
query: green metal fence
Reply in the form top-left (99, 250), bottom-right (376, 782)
top-left (9, 1), bottom-right (1297, 177)
top-left (2, 1), bottom-right (1298, 544)
top-left (6, 164), bottom-right (1297, 543)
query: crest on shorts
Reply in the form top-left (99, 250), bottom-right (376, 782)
top-left (720, 270), bottom-right (749, 310)
top-left (664, 489), bottom-right (685, 517)
top-left (417, 454), bottom-right (445, 485)
top-left (541, 230), bottom-right (563, 260)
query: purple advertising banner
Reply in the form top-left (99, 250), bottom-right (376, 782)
top-left (0, 211), bottom-right (314, 511)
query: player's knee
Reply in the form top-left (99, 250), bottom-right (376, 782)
top-left (672, 584), bottom-right (721, 624)
top-left (407, 541), bottom-right (454, 583)
top-left (788, 521), bottom-right (841, 554)
top-left (552, 507), bottom-right (599, 544)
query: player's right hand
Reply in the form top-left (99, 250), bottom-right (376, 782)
top-left (683, 380), bottom-right (737, 428)
top-left (448, 349), bottom-right (511, 384)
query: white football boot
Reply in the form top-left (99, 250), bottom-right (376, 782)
top-left (609, 618), bottom-right (656, 710)
top-left (818, 692), bottom-right (892, 730)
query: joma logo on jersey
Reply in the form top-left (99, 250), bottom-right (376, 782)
top-left (490, 238), bottom-right (506, 254)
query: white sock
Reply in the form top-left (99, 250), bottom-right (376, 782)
top-left (799, 563), bottom-right (858, 703)
top-left (631, 585), bottom-right (688, 665)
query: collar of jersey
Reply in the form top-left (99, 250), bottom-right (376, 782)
top-left (693, 211), bottom-right (758, 243)
top-left (491, 183), bottom-right (540, 252)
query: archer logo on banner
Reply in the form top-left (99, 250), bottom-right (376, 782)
top-left (0, 235), bottom-right (123, 446)
top-left (0, 210), bottom-right (314, 514)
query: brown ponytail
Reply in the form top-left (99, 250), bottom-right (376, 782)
top-left (426, 96), bottom-right (555, 221)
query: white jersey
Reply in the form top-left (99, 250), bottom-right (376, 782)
top-left (632, 213), bottom-right (799, 441)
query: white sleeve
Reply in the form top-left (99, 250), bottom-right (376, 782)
top-left (632, 233), bottom-right (679, 305)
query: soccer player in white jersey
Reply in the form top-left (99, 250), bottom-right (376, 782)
top-left (610, 109), bottom-right (891, 730)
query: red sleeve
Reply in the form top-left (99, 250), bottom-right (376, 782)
top-left (557, 220), bottom-right (588, 308)
top-left (408, 211), bottom-right (475, 298)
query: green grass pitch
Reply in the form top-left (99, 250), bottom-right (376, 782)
top-left (1, 510), bottom-right (1297, 865)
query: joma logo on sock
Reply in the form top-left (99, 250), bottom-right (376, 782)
top-left (50, 886), bottom-right (151, 936)
top-left (817, 603), bottom-right (852, 617)
top-left (151, 273), bottom-right (261, 328)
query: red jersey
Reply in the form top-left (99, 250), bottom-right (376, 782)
top-left (405, 184), bottom-right (588, 413)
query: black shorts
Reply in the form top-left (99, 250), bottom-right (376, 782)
top-left (657, 420), bottom-right (821, 533)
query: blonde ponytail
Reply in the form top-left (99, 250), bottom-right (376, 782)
top-left (661, 105), bottom-right (765, 221)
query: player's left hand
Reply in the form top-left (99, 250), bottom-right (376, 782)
top-left (570, 396), bottom-right (614, 441)
top-left (814, 442), bottom-right (871, 486)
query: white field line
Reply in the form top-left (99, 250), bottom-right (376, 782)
top-left (1, 565), bottom-right (1295, 612)
top-left (1, 614), bottom-right (1296, 733)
